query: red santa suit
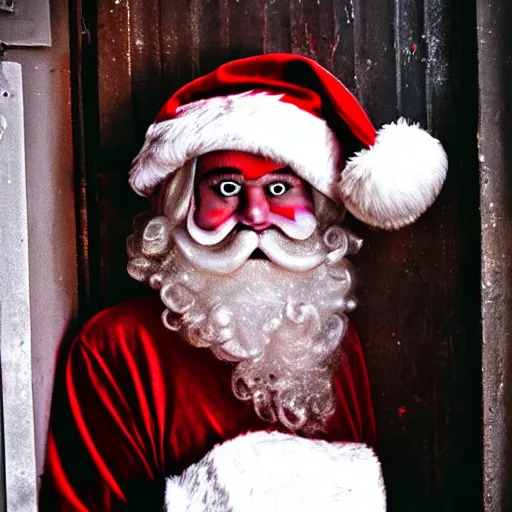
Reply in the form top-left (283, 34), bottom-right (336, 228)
top-left (39, 294), bottom-right (376, 511)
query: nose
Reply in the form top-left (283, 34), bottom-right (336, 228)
top-left (240, 185), bottom-right (270, 230)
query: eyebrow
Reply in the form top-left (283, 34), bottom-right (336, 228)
top-left (198, 166), bottom-right (293, 181)
top-left (267, 168), bottom-right (295, 177)
top-left (198, 167), bottom-right (243, 181)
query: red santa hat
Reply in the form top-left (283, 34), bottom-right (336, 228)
top-left (129, 53), bottom-right (447, 229)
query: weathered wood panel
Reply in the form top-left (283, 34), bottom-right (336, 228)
top-left (478, 1), bottom-right (512, 510)
top-left (78, 0), bottom-right (482, 509)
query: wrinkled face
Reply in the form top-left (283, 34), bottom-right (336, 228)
top-left (193, 151), bottom-right (316, 240)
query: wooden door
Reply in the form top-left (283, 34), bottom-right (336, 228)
top-left (71, 0), bottom-right (482, 510)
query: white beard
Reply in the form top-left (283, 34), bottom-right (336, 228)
top-left (127, 213), bottom-right (361, 432)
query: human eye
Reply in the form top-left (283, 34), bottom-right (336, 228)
top-left (214, 180), bottom-right (242, 197)
top-left (266, 181), bottom-right (291, 197)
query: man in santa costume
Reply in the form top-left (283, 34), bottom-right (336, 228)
top-left (40, 54), bottom-right (446, 511)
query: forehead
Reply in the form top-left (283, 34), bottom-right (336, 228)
top-left (196, 150), bottom-right (288, 180)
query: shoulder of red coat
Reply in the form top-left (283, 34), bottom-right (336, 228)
top-left (75, 294), bottom-right (171, 350)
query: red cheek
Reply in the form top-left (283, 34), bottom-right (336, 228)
top-left (205, 207), bottom-right (233, 227)
top-left (269, 205), bottom-right (298, 221)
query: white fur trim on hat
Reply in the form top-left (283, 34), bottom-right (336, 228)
top-left (339, 118), bottom-right (448, 229)
top-left (129, 92), bottom-right (341, 199)
top-left (164, 431), bottom-right (386, 511)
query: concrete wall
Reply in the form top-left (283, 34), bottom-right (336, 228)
top-left (8, 0), bottom-right (78, 479)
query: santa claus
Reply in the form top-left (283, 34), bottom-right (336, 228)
top-left (40, 54), bottom-right (446, 511)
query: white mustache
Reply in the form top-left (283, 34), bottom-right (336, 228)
top-left (172, 225), bottom-right (329, 274)
top-left (172, 226), bottom-right (259, 274)
top-left (267, 210), bottom-right (318, 241)
top-left (186, 202), bottom-right (318, 247)
top-left (258, 230), bottom-right (327, 272)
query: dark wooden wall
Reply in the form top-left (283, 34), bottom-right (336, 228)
top-left (478, 1), bottom-right (512, 510)
top-left (72, 0), bottom-right (482, 510)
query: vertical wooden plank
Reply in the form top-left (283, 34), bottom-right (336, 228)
top-left (352, 0), bottom-right (397, 123)
top-left (424, 0), bottom-right (451, 133)
top-left (96, 0), bottom-right (135, 305)
top-left (394, 0), bottom-right (426, 122)
top-left (263, 0), bottom-right (292, 54)
top-left (198, 0), bottom-right (231, 73)
top-left (331, 0), bottom-right (356, 90)
top-left (99, 0), bottom-right (163, 306)
top-left (289, 0), bottom-right (339, 71)
top-left (69, 0), bottom-right (93, 311)
top-left (161, 0), bottom-right (200, 91)
top-left (425, 0), bottom-right (481, 509)
top-left (130, 0), bottom-right (163, 140)
top-left (419, 0), bottom-right (457, 507)
top-left (478, 0), bottom-right (512, 510)
top-left (227, 0), bottom-right (265, 59)
top-left (97, 0), bottom-right (134, 152)
top-left (95, 0), bottom-right (164, 307)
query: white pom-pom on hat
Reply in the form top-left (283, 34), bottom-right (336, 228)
top-left (339, 118), bottom-right (448, 229)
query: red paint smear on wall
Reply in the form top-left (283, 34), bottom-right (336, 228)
top-left (304, 23), bottom-right (319, 55)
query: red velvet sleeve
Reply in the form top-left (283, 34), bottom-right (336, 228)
top-left (39, 313), bottom-right (169, 511)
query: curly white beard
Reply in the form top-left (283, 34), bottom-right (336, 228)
top-left (127, 205), bottom-right (361, 432)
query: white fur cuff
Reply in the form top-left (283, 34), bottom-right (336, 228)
top-left (164, 431), bottom-right (386, 511)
